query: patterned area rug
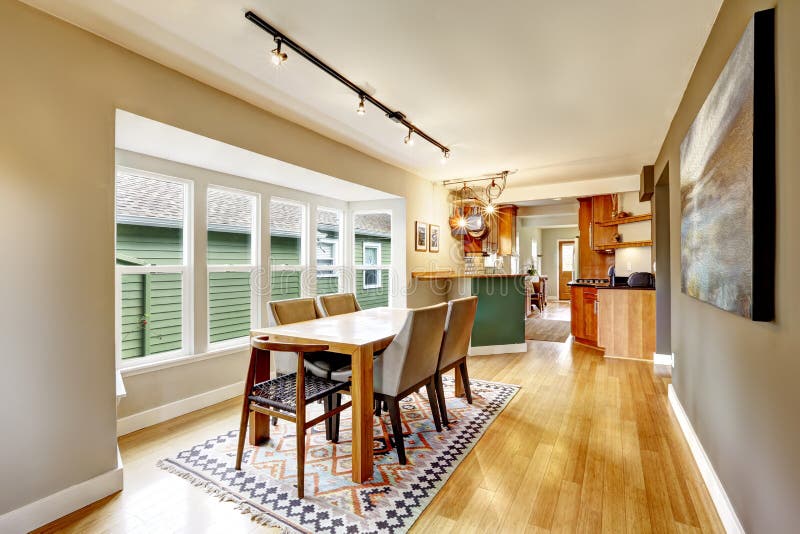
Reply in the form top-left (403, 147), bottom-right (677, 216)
top-left (159, 376), bottom-right (518, 533)
top-left (525, 318), bottom-right (571, 342)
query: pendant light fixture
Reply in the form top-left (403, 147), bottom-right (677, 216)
top-left (245, 10), bottom-right (450, 158)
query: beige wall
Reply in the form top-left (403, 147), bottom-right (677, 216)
top-left (0, 0), bottom-right (455, 515)
top-left (654, 0), bottom-right (800, 531)
top-left (614, 191), bottom-right (652, 275)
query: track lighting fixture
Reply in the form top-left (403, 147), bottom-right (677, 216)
top-left (270, 37), bottom-right (287, 66)
top-left (404, 128), bottom-right (414, 146)
top-left (484, 203), bottom-right (496, 215)
top-left (440, 149), bottom-right (451, 164)
top-left (245, 10), bottom-right (450, 159)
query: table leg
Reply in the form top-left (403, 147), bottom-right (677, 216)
top-left (454, 366), bottom-right (465, 397)
top-left (350, 344), bottom-right (374, 483)
top-left (248, 347), bottom-right (271, 445)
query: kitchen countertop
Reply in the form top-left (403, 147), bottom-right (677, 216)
top-left (412, 271), bottom-right (527, 281)
top-left (567, 281), bottom-right (655, 290)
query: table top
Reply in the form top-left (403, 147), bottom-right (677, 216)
top-left (251, 307), bottom-right (411, 348)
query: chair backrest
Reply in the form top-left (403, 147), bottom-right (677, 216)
top-left (268, 297), bottom-right (322, 326)
top-left (532, 281), bottom-right (542, 294)
top-left (267, 298), bottom-right (323, 374)
top-left (375, 303), bottom-right (448, 396)
top-left (438, 296), bottom-right (478, 370)
top-left (317, 293), bottom-right (362, 317)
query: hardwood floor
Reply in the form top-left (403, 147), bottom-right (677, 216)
top-left (531, 300), bottom-right (572, 322)
top-left (36, 339), bottom-right (722, 533)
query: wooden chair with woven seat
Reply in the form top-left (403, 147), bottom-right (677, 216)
top-left (269, 297), bottom-right (352, 441)
top-left (235, 336), bottom-right (352, 498)
top-left (434, 296), bottom-right (478, 427)
top-left (317, 292), bottom-right (362, 317)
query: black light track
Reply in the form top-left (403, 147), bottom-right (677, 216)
top-left (244, 10), bottom-right (450, 156)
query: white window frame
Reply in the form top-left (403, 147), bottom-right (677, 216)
top-left (362, 241), bottom-right (382, 289)
top-left (269, 197), bottom-right (308, 299)
top-left (115, 167), bottom-right (194, 370)
top-left (206, 185), bottom-right (260, 349)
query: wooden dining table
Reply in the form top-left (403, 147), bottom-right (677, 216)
top-left (250, 306), bottom-right (411, 483)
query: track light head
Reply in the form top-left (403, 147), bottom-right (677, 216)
top-left (404, 128), bottom-right (414, 146)
top-left (270, 38), bottom-right (287, 66)
top-left (356, 95), bottom-right (366, 116)
top-left (440, 149), bottom-right (451, 164)
top-left (484, 203), bottom-right (496, 215)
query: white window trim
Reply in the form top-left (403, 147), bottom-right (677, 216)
top-left (206, 185), bottom-right (260, 349)
top-left (115, 168), bottom-right (194, 370)
top-left (362, 241), bottom-right (382, 289)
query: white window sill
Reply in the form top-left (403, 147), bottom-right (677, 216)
top-left (119, 343), bottom-right (249, 378)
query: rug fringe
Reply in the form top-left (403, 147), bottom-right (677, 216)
top-left (156, 460), bottom-right (294, 533)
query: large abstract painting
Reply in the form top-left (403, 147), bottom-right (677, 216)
top-left (680, 9), bottom-right (775, 321)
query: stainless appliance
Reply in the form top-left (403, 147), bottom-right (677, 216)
top-left (628, 272), bottom-right (655, 288)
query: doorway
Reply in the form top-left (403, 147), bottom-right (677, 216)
top-left (654, 164), bottom-right (671, 356)
top-left (558, 239), bottom-right (575, 300)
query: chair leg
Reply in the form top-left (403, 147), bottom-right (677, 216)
top-left (375, 398), bottom-right (383, 417)
top-left (296, 419), bottom-right (305, 499)
top-left (323, 395), bottom-right (333, 441)
top-left (235, 406), bottom-right (251, 470)
top-left (386, 397), bottom-right (406, 465)
top-left (459, 361), bottom-right (473, 404)
top-left (425, 379), bottom-right (443, 432)
top-left (434, 371), bottom-right (449, 427)
top-left (331, 393), bottom-right (342, 443)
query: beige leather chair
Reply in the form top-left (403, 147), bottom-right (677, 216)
top-left (434, 296), bottom-right (478, 426)
top-left (317, 293), bottom-right (362, 317)
top-left (332, 303), bottom-right (448, 464)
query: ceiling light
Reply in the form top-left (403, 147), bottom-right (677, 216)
top-left (484, 203), bottom-right (496, 215)
top-left (270, 38), bottom-right (287, 66)
top-left (404, 128), bottom-right (414, 146)
top-left (457, 217), bottom-right (467, 228)
top-left (356, 95), bottom-right (366, 115)
top-left (440, 149), bottom-right (451, 164)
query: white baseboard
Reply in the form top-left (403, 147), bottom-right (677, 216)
top-left (0, 451), bottom-right (123, 533)
top-left (653, 352), bottom-right (674, 367)
top-left (468, 342), bottom-right (528, 356)
top-left (117, 381), bottom-right (244, 436)
top-left (668, 385), bottom-right (744, 534)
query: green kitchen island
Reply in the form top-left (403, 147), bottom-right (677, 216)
top-left (412, 272), bottom-right (528, 355)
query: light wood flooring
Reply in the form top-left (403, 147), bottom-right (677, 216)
top-left (37, 337), bottom-right (723, 533)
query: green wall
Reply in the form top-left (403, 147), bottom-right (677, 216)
top-left (469, 276), bottom-right (526, 347)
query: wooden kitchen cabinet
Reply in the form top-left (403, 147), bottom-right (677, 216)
top-left (570, 285), bottom-right (599, 347)
top-left (497, 205), bottom-right (518, 256)
top-left (577, 197), bottom-right (615, 279)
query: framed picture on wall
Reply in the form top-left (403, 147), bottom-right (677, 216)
top-left (415, 221), bottom-right (428, 251)
top-left (429, 224), bottom-right (440, 252)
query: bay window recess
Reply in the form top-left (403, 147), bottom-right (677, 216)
top-left (115, 168), bottom-right (192, 366)
top-left (207, 187), bottom-right (259, 346)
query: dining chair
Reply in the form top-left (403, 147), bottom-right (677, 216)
top-left (531, 281), bottom-right (545, 312)
top-left (434, 296), bottom-right (478, 426)
top-left (235, 336), bottom-right (352, 499)
top-left (268, 297), bottom-right (352, 440)
top-left (332, 303), bottom-right (448, 464)
top-left (317, 292), bottom-right (362, 317)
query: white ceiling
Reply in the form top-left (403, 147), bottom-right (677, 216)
top-left (115, 110), bottom-right (398, 202)
top-left (24, 0), bottom-right (722, 188)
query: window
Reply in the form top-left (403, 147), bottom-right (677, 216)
top-left (270, 198), bottom-right (306, 301)
top-left (362, 242), bottom-right (381, 289)
top-left (316, 208), bottom-right (342, 295)
top-left (207, 187), bottom-right (258, 345)
top-left (115, 168), bottom-right (191, 364)
top-left (353, 211), bottom-right (391, 308)
top-left (561, 243), bottom-right (575, 272)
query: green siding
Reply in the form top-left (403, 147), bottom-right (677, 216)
top-left (209, 271), bottom-right (251, 342)
top-left (208, 230), bottom-right (251, 265)
top-left (120, 272), bottom-right (183, 359)
top-left (116, 224), bottom-right (182, 265)
top-left (469, 276), bottom-right (526, 347)
top-left (270, 235), bottom-right (302, 301)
